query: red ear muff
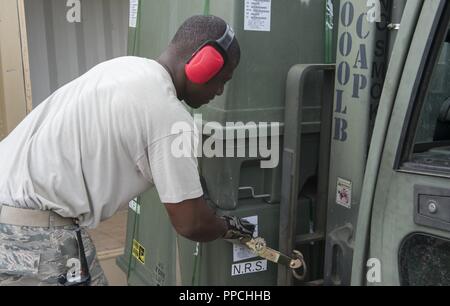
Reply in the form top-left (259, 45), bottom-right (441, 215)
top-left (185, 45), bottom-right (225, 84)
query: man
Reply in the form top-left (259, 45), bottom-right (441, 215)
top-left (0, 15), bottom-right (254, 286)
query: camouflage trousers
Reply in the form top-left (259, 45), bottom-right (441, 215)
top-left (0, 223), bottom-right (108, 286)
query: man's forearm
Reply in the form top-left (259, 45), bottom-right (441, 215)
top-left (165, 196), bottom-right (228, 242)
top-left (188, 211), bottom-right (228, 242)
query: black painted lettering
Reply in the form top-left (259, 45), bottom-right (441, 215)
top-left (244, 263), bottom-right (252, 273)
top-left (356, 13), bottom-right (370, 39)
top-left (337, 61), bottom-right (351, 86)
top-left (372, 61), bottom-right (386, 79)
top-left (334, 118), bottom-right (348, 142)
top-left (371, 83), bottom-right (383, 99)
top-left (335, 89), bottom-right (347, 114)
top-left (341, 1), bottom-right (354, 27)
top-left (354, 44), bottom-right (368, 69)
top-left (375, 39), bottom-right (386, 57)
top-left (339, 32), bottom-right (353, 57)
top-left (255, 261), bottom-right (263, 271)
top-left (352, 74), bottom-right (368, 98)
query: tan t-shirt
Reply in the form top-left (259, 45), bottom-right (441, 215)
top-left (0, 56), bottom-right (203, 228)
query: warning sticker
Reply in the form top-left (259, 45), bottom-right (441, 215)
top-left (244, 0), bottom-right (271, 32)
top-left (129, 0), bottom-right (139, 28)
top-left (336, 178), bottom-right (352, 209)
top-left (233, 216), bottom-right (258, 262)
top-left (132, 239), bottom-right (145, 264)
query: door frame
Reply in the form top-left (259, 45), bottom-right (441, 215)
top-left (351, 0), bottom-right (450, 285)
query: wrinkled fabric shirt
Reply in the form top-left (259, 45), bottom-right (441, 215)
top-left (0, 57), bottom-right (203, 228)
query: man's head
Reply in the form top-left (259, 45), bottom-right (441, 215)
top-left (159, 15), bottom-right (241, 108)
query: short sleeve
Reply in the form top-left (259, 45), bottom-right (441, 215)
top-left (146, 131), bottom-right (203, 203)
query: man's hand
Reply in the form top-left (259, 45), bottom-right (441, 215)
top-left (221, 215), bottom-right (256, 240)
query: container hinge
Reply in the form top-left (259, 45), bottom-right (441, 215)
top-left (387, 23), bottom-right (400, 31)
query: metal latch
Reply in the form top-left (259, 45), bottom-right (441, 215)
top-left (227, 237), bottom-right (307, 280)
top-left (238, 186), bottom-right (271, 199)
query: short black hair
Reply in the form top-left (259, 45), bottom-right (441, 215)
top-left (171, 15), bottom-right (241, 67)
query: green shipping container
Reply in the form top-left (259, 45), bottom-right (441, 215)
top-left (119, 0), bottom-right (330, 286)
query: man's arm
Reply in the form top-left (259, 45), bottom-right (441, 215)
top-left (164, 196), bottom-right (228, 242)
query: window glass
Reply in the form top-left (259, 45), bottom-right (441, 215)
top-left (406, 23), bottom-right (450, 171)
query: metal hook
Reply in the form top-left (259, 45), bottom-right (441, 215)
top-left (291, 250), bottom-right (307, 281)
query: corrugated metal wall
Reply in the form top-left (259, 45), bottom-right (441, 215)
top-left (24, 0), bottom-right (129, 107)
top-left (0, 0), bottom-right (28, 140)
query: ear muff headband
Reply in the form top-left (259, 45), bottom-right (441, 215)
top-left (185, 24), bottom-right (235, 84)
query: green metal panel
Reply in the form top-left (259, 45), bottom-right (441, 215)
top-left (178, 200), bottom-right (280, 286)
top-left (278, 65), bottom-right (335, 285)
top-left (126, 0), bottom-right (328, 209)
top-left (119, 0), bottom-right (331, 286)
top-left (368, 1), bottom-right (449, 285)
top-left (119, 196), bottom-right (318, 286)
top-left (130, 0), bottom-right (326, 124)
top-left (119, 197), bottom-right (281, 286)
top-left (199, 138), bottom-right (283, 210)
top-left (117, 188), bottom-right (178, 286)
top-left (198, 0), bottom-right (326, 124)
top-left (351, 0), bottom-right (424, 285)
top-left (324, 0), bottom-right (392, 285)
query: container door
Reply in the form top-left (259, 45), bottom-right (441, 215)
top-left (368, 1), bottom-right (450, 285)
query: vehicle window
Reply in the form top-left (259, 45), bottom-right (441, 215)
top-left (403, 22), bottom-right (450, 173)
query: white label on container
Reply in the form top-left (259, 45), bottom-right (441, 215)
top-left (129, 198), bottom-right (141, 214)
top-left (129, 0), bottom-right (139, 28)
top-left (336, 177), bottom-right (352, 209)
top-left (233, 216), bottom-right (258, 262)
top-left (244, 0), bottom-right (271, 32)
top-left (232, 260), bottom-right (267, 276)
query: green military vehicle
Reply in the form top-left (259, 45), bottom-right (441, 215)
top-left (118, 0), bottom-right (450, 286)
